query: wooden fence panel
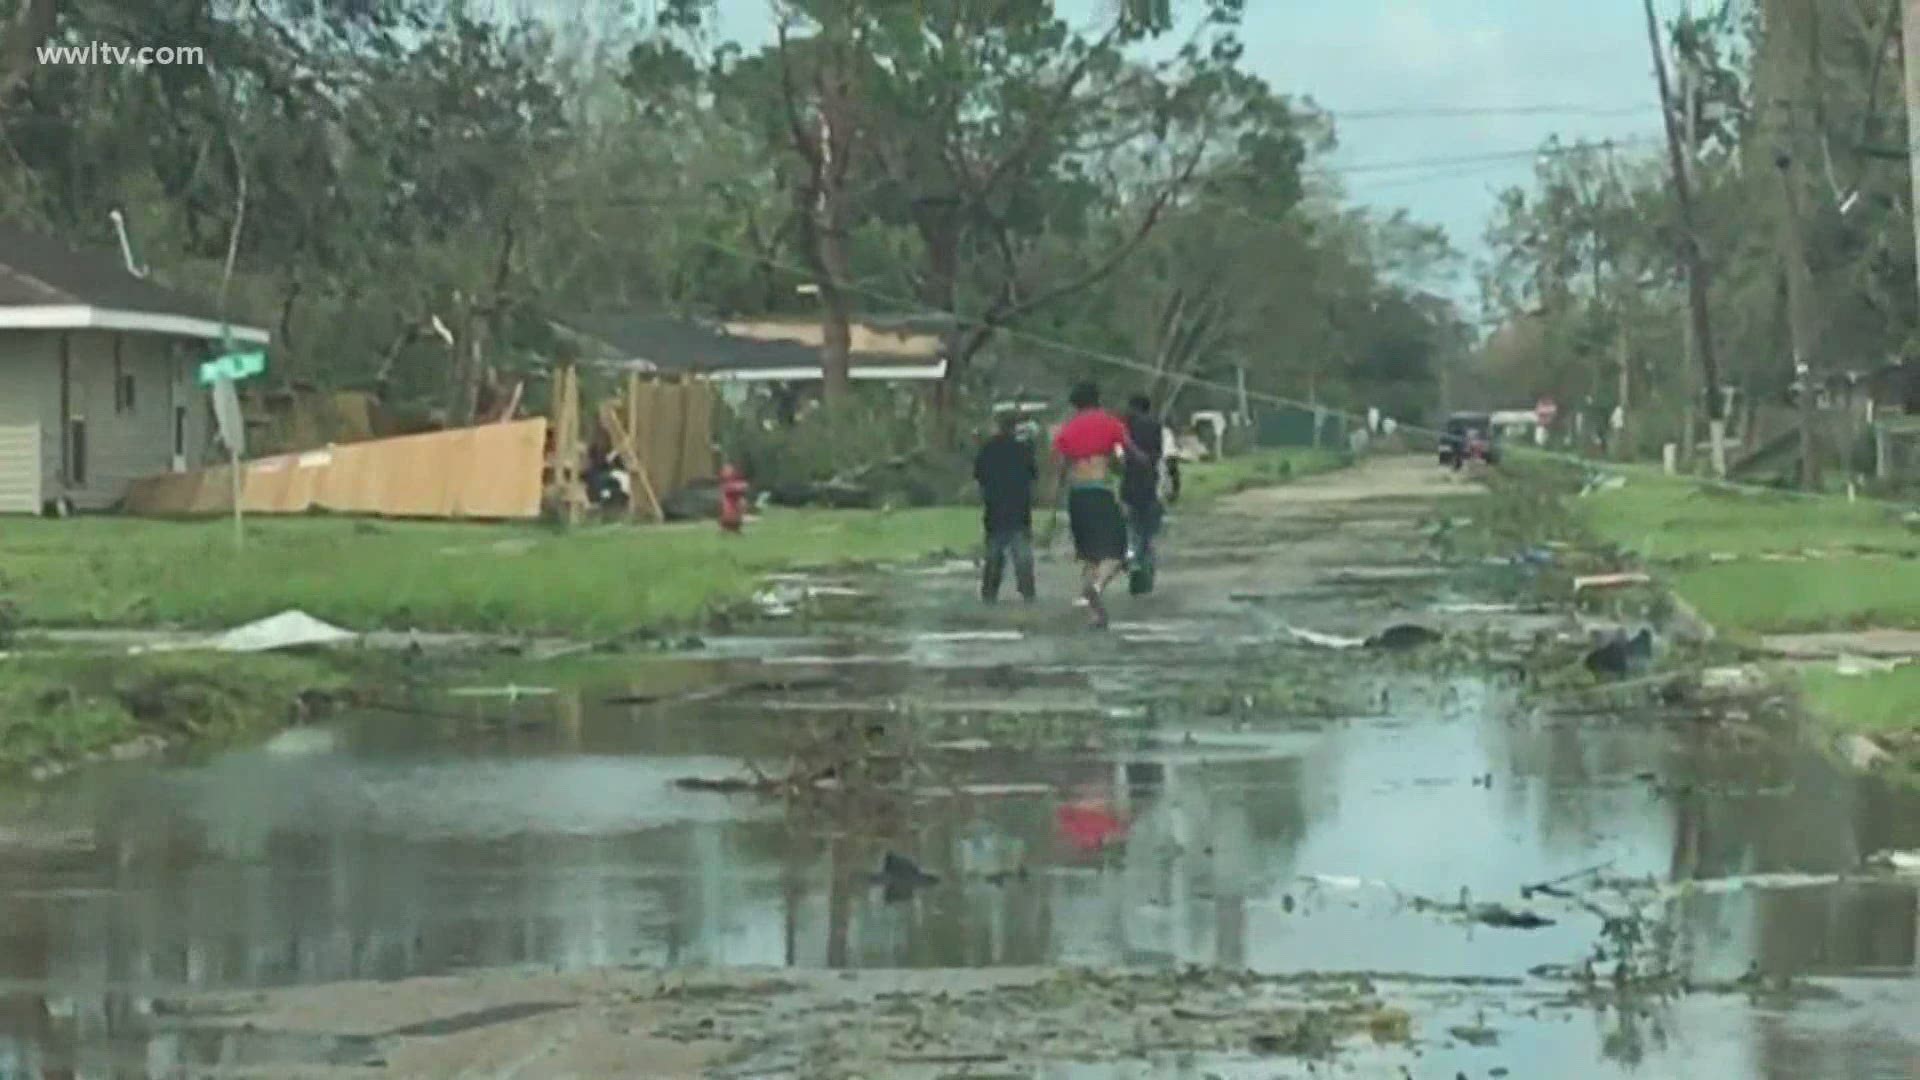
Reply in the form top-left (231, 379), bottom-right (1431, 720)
top-left (126, 419), bottom-right (548, 520)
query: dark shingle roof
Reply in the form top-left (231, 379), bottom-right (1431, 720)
top-left (555, 314), bottom-right (942, 374)
top-left (0, 221), bottom-right (228, 319)
top-left (556, 314), bottom-right (817, 373)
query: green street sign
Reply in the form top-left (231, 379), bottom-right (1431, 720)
top-left (198, 351), bottom-right (267, 386)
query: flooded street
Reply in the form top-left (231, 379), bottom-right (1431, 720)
top-left (1, 458), bottom-right (1916, 1077)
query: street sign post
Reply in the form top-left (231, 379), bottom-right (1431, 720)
top-left (201, 348), bottom-right (266, 548)
top-left (198, 351), bottom-right (266, 386)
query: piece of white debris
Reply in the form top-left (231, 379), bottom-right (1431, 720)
top-left (213, 610), bottom-right (358, 653)
top-left (1839, 733), bottom-right (1894, 772)
top-left (1285, 625), bottom-right (1368, 650)
top-left (1866, 850), bottom-right (1920, 875)
top-left (1836, 654), bottom-right (1912, 677)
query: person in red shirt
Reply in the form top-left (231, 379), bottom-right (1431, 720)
top-left (1051, 381), bottom-right (1144, 628)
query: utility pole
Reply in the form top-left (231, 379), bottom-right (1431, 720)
top-left (1777, 148), bottom-right (1825, 491)
top-left (1905, 0), bottom-right (1920, 315)
top-left (1601, 142), bottom-right (1633, 461)
top-left (1678, 0), bottom-right (1700, 467)
top-left (1645, 0), bottom-right (1728, 476)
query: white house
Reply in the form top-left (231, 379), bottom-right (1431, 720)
top-left (0, 223), bottom-right (268, 512)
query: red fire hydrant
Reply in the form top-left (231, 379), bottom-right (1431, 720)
top-left (718, 464), bottom-right (748, 534)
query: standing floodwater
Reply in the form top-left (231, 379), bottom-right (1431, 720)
top-left (0, 459), bottom-right (1914, 1077)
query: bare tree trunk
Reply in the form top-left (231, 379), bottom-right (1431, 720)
top-left (803, 179), bottom-right (855, 404)
top-left (914, 199), bottom-right (963, 442)
top-left (775, 19), bottom-right (856, 405)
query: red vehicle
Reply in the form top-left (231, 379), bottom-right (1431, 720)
top-left (1438, 412), bottom-right (1500, 469)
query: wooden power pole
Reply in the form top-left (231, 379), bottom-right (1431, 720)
top-left (1905, 0), bottom-right (1920, 314)
top-left (1678, 0), bottom-right (1700, 466)
top-left (1777, 148), bottom-right (1825, 491)
top-left (1644, 0), bottom-right (1728, 477)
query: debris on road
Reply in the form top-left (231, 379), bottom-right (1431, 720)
top-left (1699, 666), bottom-right (1764, 693)
top-left (1572, 572), bottom-right (1652, 593)
top-left (1584, 628), bottom-right (1653, 678)
top-left (1366, 624), bottom-right (1444, 650)
top-left (446, 684), bottom-right (557, 701)
top-left (873, 852), bottom-right (940, 901)
top-left (1285, 623), bottom-right (1446, 651)
top-left (1579, 473), bottom-right (1627, 497)
top-left (1866, 850), bottom-right (1920, 875)
top-left (1840, 734), bottom-right (1894, 772)
top-left (1286, 625), bottom-right (1369, 650)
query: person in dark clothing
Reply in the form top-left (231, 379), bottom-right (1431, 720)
top-left (1121, 394), bottom-right (1176, 595)
top-left (973, 410), bottom-right (1038, 602)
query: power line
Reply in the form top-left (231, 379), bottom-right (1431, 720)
top-left (1330, 103), bottom-right (1656, 122)
top-left (1326, 135), bottom-right (1664, 177)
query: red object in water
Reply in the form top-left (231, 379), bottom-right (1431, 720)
top-left (1056, 801), bottom-right (1127, 853)
top-left (719, 465), bottom-right (748, 533)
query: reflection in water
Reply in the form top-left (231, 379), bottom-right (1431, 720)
top-left (0, 668), bottom-right (1913, 1075)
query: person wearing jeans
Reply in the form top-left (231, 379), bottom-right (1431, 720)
top-left (1122, 395), bottom-right (1178, 595)
top-left (974, 410), bottom-right (1037, 602)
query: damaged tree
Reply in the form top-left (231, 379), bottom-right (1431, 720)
top-left (853, 0), bottom-right (1259, 439)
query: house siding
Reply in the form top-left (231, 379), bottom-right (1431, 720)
top-left (0, 330), bottom-right (61, 508)
top-left (63, 331), bottom-right (203, 510)
top-left (0, 329), bottom-right (213, 512)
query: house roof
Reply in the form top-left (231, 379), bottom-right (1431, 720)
top-left (0, 222), bottom-right (269, 343)
top-left (552, 313), bottom-right (946, 382)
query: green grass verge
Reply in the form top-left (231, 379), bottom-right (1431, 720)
top-left (1181, 448), bottom-right (1350, 505)
top-left (1560, 466), bottom-right (1920, 751)
top-left (1577, 470), bottom-right (1920, 560)
top-left (0, 651), bottom-right (358, 773)
top-left (1797, 665), bottom-right (1920, 738)
top-left (0, 507), bottom-right (975, 636)
top-left (1671, 560), bottom-right (1920, 634)
top-left (1572, 470), bottom-right (1920, 635)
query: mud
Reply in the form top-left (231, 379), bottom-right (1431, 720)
top-left (0, 456), bottom-right (1915, 1078)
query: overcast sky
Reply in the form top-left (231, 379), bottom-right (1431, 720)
top-left (695, 1), bottom-right (1689, 294)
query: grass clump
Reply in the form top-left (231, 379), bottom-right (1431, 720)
top-left (0, 651), bottom-right (355, 772)
top-left (1797, 666), bottom-right (1920, 738)
top-left (0, 507), bottom-right (975, 637)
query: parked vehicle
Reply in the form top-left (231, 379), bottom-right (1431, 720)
top-left (1439, 412), bottom-right (1500, 468)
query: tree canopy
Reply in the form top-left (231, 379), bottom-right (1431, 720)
top-left (1, 0), bottom-right (1472, 439)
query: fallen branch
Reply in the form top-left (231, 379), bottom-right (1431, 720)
top-left (1521, 860), bottom-right (1617, 900)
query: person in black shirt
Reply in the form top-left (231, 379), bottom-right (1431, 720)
top-left (973, 410), bottom-right (1038, 602)
top-left (1122, 395), bottom-right (1178, 595)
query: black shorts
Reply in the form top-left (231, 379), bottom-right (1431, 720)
top-left (1068, 486), bottom-right (1128, 562)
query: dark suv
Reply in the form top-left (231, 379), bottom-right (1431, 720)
top-left (1438, 412), bottom-right (1499, 468)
